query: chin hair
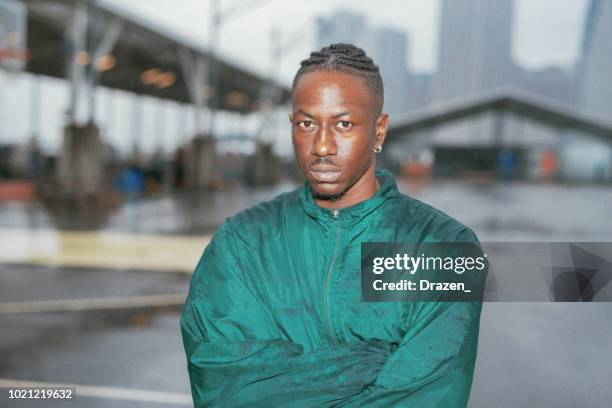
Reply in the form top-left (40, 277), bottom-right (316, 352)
top-left (312, 188), bottom-right (348, 202)
top-left (309, 156), bottom-right (375, 203)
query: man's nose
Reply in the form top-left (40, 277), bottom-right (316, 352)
top-left (312, 123), bottom-right (337, 156)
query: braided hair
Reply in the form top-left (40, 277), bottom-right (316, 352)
top-left (292, 43), bottom-right (384, 113)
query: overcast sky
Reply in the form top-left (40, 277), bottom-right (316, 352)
top-left (100, 0), bottom-right (590, 85)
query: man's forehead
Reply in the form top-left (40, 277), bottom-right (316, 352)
top-left (292, 71), bottom-right (375, 113)
top-left (294, 101), bottom-right (365, 115)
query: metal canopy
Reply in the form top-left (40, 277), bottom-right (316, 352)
top-left (388, 87), bottom-right (612, 145)
top-left (21, 0), bottom-right (290, 113)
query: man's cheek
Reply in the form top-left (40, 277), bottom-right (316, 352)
top-left (336, 138), bottom-right (360, 158)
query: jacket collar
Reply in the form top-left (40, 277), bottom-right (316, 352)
top-left (298, 168), bottom-right (399, 228)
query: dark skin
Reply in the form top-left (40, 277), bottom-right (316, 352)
top-left (289, 70), bottom-right (389, 209)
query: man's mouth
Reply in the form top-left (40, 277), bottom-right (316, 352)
top-left (309, 165), bottom-right (342, 183)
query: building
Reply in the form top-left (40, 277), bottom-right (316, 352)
top-left (370, 27), bottom-right (411, 115)
top-left (429, 0), bottom-right (517, 153)
top-left (316, 10), bottom-right (412, 115)
top-left (316, 10), bottom-right (369, 51)
top-left (562, 0), bottom-right (612, 181)
top-left (518, 66), bottom-right (574, 106)
top-left (577, 0), bottom-right (612, 119)
top-left (432, 0), bottom-right (516, 102)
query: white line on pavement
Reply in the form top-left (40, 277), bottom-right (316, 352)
top-left (0, 293), bottom-right (186, 314)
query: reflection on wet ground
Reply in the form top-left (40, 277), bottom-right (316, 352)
top-left (1, 178), bottom-right (611, 407)
top-left (0, 182), bottom-right (297, 235)
top-left (2, 179), bottom-right (611, 240)
top-left (402, 179), bottom-right (612, 241)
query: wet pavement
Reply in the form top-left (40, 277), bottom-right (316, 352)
top-left (1, 311), bottom-right (189, 407)
top-left (1, 178), bottom-right (611, 407)
top-left (0, 264), bottom-right (189, 304)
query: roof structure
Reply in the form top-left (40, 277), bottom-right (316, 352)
top-left (387, 87), bottom-right (612, 145)
top-left (20, 0), bottom-right (290, 113)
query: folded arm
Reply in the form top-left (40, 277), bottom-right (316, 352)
top-left (181, 221), bottom-right (393, 407)
top-left (182, 222), bottom-right (486, 407)
top-left (336, 228), bottom-right (487, 407)
top-left (335, 301), bottom-right (482, 407)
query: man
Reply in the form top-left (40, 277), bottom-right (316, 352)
top-left (181, 43), bottom-right (485, 407)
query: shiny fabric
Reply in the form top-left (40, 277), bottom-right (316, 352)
top-left (181, 168), bottom-right (485, 407)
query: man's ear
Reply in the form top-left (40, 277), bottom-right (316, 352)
top-left (375, 113), bottom-right (389, 147)
top-left (288, 114), bottom-right (293, 123)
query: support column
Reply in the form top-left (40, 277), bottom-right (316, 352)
top-left (66, 2), bottom-right (88, 125)
top-left (59, 5), bottom-right (123, 198)
top-left (492, 109), bottom-right (506, 147)
top-left (28, 74), bottom-right (42, 183)
top-left (177, 48), bottom-right (209, 135)
top-left (185, 136), bottom-right (217, 189)
top-left (246, 142), bottom-right (278, 186)
top-left (177, 47), bottom-right (218, 189)
top-left (87, 18), bottom-right (123, 124)
top-left (130, 93), bottom-right (142, 161)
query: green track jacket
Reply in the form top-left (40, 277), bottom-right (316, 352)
top-left (181, 168), bottom-right (485, 407)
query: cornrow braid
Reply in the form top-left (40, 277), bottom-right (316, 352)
top-left (292, 43), bottom-right (384, 113)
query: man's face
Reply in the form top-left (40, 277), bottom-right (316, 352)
top-left (290, 70), bottom-right (387, 201)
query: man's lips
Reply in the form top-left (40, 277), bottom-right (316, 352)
top-left (309, 165), bottom-right (342, 183)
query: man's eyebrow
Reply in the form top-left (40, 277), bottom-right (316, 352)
top-left (332, 111), bottom-right (352, 118)
top-left (295, 110), bottom-right (352, 118)
top-left (296, 109), bottom-right (314, 118)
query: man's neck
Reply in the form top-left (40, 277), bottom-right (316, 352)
top-left (314, 167), bottom-right (380, 209)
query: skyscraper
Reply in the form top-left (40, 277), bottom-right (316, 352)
top-left (316, 10), bottom-right (412, 114)
top-left (577, 0), bottom-right (612, 119)
top-left (429, 0), bottom-right (516, 148)
top-left (316, 10), bottom-right (370, 53)
top-left (562, 0), bottom-right (612, 181)
top-left (370, 27), bottom-right (411, 114)
top-left (433, 0), bottom-right (515, 102)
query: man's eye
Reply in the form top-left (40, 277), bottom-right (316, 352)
top-left (298, 121), bottom-right (314, 129)
top-left (337, 121), bottom-right (351, 129)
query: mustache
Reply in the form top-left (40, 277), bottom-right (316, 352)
top-left (310, 156), bottom-right (340, 167)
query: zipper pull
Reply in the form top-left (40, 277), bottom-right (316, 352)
top-left (332, 209), bottom-right (339, 219)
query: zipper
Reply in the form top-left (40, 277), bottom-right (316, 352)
top-left (324, 208), bottom-right (342, 344)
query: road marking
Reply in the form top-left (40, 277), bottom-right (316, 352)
top-left (0, 293), bottom-right (186, 314)
top-left (0, 378), bottom-right (192, 405)
top-left (0, 228), bottom-right (211, 273)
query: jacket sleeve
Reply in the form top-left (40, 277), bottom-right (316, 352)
top-left (180, 220), bottom-right (394, 407)
top-left (336, 227), bottom-right (487, 408)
